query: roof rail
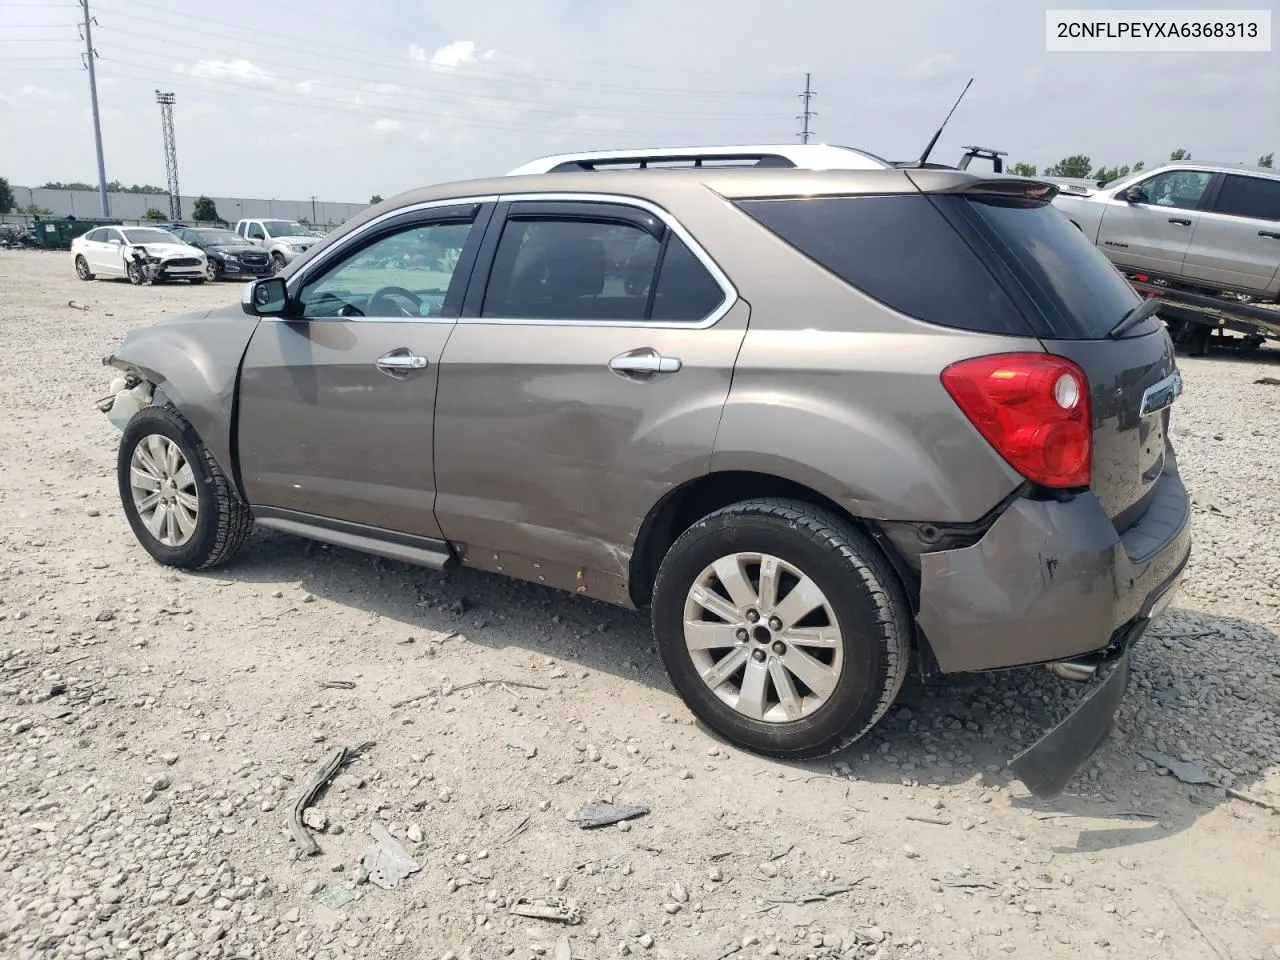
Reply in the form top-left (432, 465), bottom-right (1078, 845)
top-left (506, 143), bottom-right (894, 175)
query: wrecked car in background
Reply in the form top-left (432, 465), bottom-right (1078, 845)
top-left (72, 225), bottom-right (207, 285)
top-left (99, 144), bottom-right (1192, 797)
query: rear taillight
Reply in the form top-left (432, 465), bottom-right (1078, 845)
top-left (941, 352), bottom-right (1091, 489)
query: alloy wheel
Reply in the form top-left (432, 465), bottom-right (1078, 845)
top-left (682, 552), bottom-right (844, 723)
top-left (129, 434), bottom-right (199, 547)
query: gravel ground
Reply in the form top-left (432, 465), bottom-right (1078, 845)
top-left (1, 249), bottom-right (1277, 960)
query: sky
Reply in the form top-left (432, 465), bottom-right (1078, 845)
top-left (1, 0), bottom-right (1277, 203)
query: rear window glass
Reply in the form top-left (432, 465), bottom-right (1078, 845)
top-left (734, 195), bottom-right (1032, 336)
top-left (934, 195), bottom-right (1145, 340)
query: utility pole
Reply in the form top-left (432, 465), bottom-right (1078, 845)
top-left (79, 0), bottom-right (109, 217)
top-left (155, 91), bottom-right (180, 220)
top-left (797, 72), bottom-right (817, 144)
top-left (310, 195), bottom-right (317, 223)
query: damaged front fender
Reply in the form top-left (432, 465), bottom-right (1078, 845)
top-left (101, 304), bottom-right (261, 485)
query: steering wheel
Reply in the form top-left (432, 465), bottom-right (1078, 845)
top-left (367, 285), bottom-right (424, 317)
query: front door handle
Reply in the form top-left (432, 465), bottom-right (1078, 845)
top-left (375, 349), bottom-right (428, 377)
top-left (1259, 230), bottom-right (1280, 240)
top-left (1168, 217), bottom-right (1192, 226)
top-left (609, 350), bottom-right (682, 376)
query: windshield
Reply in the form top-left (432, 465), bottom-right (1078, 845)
top-left (123, 228), bottom-right (178, 245)
top-left (263, 220), bottom-right (311, 237)
top-left (193, 229), bottom-right (247, 245)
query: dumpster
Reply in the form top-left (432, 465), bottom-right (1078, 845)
top-left (31, 218), bottom-right (114, 250)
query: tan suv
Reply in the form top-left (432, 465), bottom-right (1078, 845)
top-left (101, 146), bottom-right (1192, 796)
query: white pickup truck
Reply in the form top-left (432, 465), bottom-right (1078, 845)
top-left (233, 218), bottom-right (322, 274)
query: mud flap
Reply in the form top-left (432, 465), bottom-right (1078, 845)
top-left (1007, 652), bottom-right (1130, 798)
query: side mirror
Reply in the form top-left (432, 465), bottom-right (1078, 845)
top-left (1122, 186), bottom-right (1147, 203)
top-left (242, 277), bottom-right (288, 316)
top-left (109, 238), bottom-right (121, 245)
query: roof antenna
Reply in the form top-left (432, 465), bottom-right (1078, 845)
top-left (908, 77), bottom-right (973, 168)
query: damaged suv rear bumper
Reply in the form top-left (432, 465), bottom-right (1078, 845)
top-left (914, 461), bottom-right (1191, 795)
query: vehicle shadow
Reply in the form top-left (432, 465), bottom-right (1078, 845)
top-left (195, 529), bottom-right (1278, 854)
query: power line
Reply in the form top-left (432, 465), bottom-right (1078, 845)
top-left (99, 66), bottom-right (789, 143)
top-left (797, 72), bottom-right (817, 144)
top-left (91, 5), bottom-right (791, 99)
top-left (95, 42), bottom-right (778, 123)
top-left (79, 0), bottom-right (109, 217)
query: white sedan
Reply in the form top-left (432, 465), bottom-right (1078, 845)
top-left (72, 225), bottom-right (208, 285)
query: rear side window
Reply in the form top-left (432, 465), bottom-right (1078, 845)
top-left (934, 195), bottom-right (1145, 340)
top-left (1212, 174), bottom-right (1280, 221)
top-left (481, 216), bottom-right (725, 322)
top-left (734, 195), bottom-right (1031, 336)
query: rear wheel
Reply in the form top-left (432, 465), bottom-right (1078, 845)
top-left (651, 498), bottom-right (910, 759)
top-left (117, 404), bottom-right (254, 570)
top-left (75, 255), bottom-right (94, 281)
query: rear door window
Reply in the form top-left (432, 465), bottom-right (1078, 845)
top-left (479, 210), bottom-right (727, 323)
top-left (735, 195), bottom-right (1032, 336)
top-left (1211, 174), bottom-right (1280, 221)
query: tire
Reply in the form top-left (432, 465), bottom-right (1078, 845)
top-left (126, 260), bottom-right (144, 285)
top-left (651, 497), bottom-right (910, 759)
top-left (203, 258), bottom-right (219, 281)
top-left (270, 251), bottom-right (287, 275)
top-left (75, 255), bottom-right (94, 281)
top-left (117, 404), bottom-right (254, 570)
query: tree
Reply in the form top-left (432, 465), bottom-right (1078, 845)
top-left (0, 176), bottom-right (13, 215)
top-left (20, 202), bottom-right (53, 217)
top-left (1044, 155), bottom-right (1093, 178)
top-left (1134, 161), bottom-right (1145, 172)
top-left (1010, 162), bottom-right (1037, 177)
top-left (1169, 148), bottom-right (1190, 161)
top-left (1259, 153), bottom-right (1274, 168)
top-left (142, 208), bottom-right (166, 221)
top-left (192, 196), bottom-right (220, 222)
top-left (369, 194), bottom-right (384, 204)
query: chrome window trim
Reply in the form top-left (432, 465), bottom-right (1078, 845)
top-left (462, 191), bottom-right (738, 331)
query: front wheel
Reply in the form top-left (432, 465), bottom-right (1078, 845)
top-left (126, 260), bottom-right (145, 285)
top-left (270, 251), bottom-right (287, 275)
top-left (117, 404), bottom-right (254, 570)
top-left (75, 255), bottom-right (94, 281)
top-left (203, 258), bottom-right (219, 281)
top-left (651, 498), bottom-right (910, 759)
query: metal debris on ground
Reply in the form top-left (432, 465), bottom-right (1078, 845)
top-left (758, 875), bottom-right (868, 910)
top-left (495, 814), bottom-right (531, 845)
top-left (289, 742), bottom-right (372, 857)
top-left (1255, 377), bottom-right (1280, 386)
top-left (569, 801), bottom-right (650, 829)
top-left (1139, 748), bottom-right (1213, 785)
top-left (940, 873), bottom-right (998, 889)
top-left (314, 885), bottom-right (357, 909)
top-left (319, 680), bottom-right (356, 690)
top-left (509, 896), bottom-right (582, 924)
top-left (360, 823), bottom-right (422, 890)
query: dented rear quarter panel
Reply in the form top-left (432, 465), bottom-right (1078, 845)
top-left (107, 303), bottom-right (260, 485)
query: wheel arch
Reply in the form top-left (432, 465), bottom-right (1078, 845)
top-left (628, 469), bottom-right (915, 611)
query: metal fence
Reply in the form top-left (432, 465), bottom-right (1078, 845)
top-left (4, 185), bottom-right (369, 231)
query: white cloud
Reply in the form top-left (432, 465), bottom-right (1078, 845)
top-left (416, 127), bottom-right (432, 142)
top-left (372, 118), bottom-right (405, 135)
top-left (409, 40), bottom-right (497, 70)
top-left (183, 59), bottom-right (274, 83)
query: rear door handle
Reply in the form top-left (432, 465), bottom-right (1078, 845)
top-left (609, 350), bottom-right (682, 375)
top-left (1168, 217), bottom-right (1192, 226)
top-left (1259, 230), bottom-right (1280, 240)
top-left (375, 349), bottom-right (428, 376)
